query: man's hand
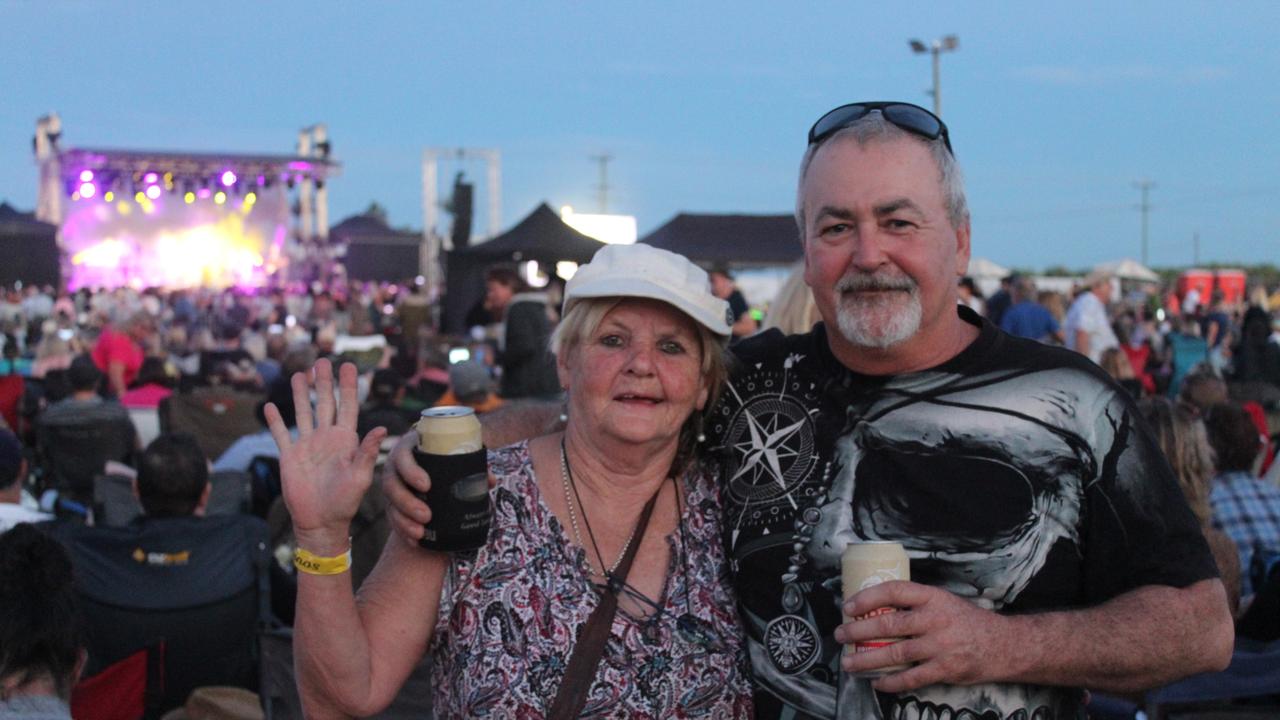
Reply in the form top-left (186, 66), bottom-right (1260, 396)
top-left (834, 580), bottom-right (1015, 692)
top-left (381, 431), bottom-right (433, 545)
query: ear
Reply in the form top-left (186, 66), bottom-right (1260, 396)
top-left (555, 345), bottom-right (572, 393)
top-left (130, 477), bottom-right (141, 502)
top-left (194, 481), bottom-right (212, 516)
top-left (695, 379), bottom-right (710, 412)
top-left (954, 218), bottom-right (972, 278)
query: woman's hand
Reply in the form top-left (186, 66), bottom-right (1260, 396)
top-left (266, 359), bottom-right (387, 545)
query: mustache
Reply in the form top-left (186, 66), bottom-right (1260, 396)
top-left (835, 272), bottom-right (918, 293)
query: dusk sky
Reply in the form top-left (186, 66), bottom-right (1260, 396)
top-left (3, 1), bottom-right (1278, 271)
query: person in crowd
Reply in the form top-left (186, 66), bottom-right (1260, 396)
top-left (0, 429), bottom-right (51, 533)
top-left (763, 261), bottom-right (821, 335)
top-left (1180, 370), bottom-right (1229, 413)
top-left (386, 101), bottom-right (1231, 719)
top-left (91, 311), bottom-right (155, 397)
top-left (1100, 347), bottom-right (1143, 399)
top-left (1165, 315), bottom-right (1210, 398)
top-left (1231, 305), bottom-right (1280, 389)
top-left (269, 244), bottom-right (750, 718)
top-left (29, 322), bottom-right (77, 380)
top-left (1064, 270), bottom-right (1118, 364)
top-left (131, 433), bottom-right (216, 518)
top-left (0, 523), bottom-right (86, 718)
top-left (983, 273), bottom-right (1014, 326)
top-left (36, 355), bottom-right (138, 496)
top-left (1138, 398), bottom-right (1241, 614)
top-left (120, 356), bottom-right (175, 409)
top-left (356, 368), bottom-right (417, 438)
top-left (199, 320), bottom-right (258, 390)
top-left (1037, 288), bottom-right (1066, 326)
top-left (433, 360), bottom-right (504, 414)
top-left (1205, 401), bottom-right (1280, 602)
top-left (956, 276), bottom-right (984, 316)
top-left (483, 266), bottom-right (559, 399)
top-left (709, 265), bottom-right (759, 340)
top-left (1201, 290), bottom-right (1234, 351)
top-left (212, 376), bottom-right (297, 474)
top-left (999, 275), bottom-right (1063, 343)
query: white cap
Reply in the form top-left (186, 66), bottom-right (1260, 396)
top-left (563, 244), bottom-right (732, 337)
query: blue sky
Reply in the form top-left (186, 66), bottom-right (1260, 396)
top-left (3, 1), bottom-right (1278, 271)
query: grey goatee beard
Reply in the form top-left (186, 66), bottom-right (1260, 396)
top-left (833, 272), bottom-right (922, 349)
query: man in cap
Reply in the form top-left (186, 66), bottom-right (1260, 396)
top-left (1064, 270), bottom-right (1119, 363)
top-left (384, 101), bottom-right (1232, 719)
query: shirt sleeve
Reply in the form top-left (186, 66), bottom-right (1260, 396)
top-left (1080, 384), bottom-right (1219, 603)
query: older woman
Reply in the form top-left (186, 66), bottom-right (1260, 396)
top-left (267, 244), bottom-right (752, 718)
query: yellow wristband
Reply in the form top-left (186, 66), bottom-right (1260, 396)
top-left (293, 544), bottom-right (352, 576)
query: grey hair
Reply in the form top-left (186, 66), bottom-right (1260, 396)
top-left (793, 112), bottom-right (969, 240)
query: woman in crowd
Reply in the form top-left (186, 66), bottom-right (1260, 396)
top-left (763, 261), bottom-right (820, 335)
top-left (267, 244), bottom-right (752, 718)
top-left (1138, 397), bottom-right (1241, 614)
top-left (0, 523), bottom-right (86, 718)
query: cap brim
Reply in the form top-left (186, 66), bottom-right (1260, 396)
top-left (565, 277), bottom-right (732, 337)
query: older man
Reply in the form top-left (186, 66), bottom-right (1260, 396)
top-left (1064, 270), bottom-right (1119, 363)
top-left (386, 101), bottom-right (1232, 719)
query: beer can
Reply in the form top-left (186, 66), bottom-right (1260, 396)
top-left (413, 407), bottom-right (490, 552)
top-left (841, 540), bottom-right (910, 676)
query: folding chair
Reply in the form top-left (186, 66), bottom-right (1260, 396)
top-left (48, 513), bottom-right (272, 717)
top-left (1145, 639), bottom-right (1280, 720)
top-left (70, 643), bottom-right (164, 720)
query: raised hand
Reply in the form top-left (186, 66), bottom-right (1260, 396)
top-left (265, 359), bottom-right (387, 544)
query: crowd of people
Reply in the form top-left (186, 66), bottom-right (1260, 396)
top-left (0, 98), bottom-right (1276, 719)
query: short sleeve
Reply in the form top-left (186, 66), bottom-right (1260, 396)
top-left (1080, 388), bottom-right (1219, 602)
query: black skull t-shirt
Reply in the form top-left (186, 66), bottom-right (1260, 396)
top-left (708, 306), bottom-right (1217, 720)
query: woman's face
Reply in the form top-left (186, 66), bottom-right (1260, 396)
top-left (560, 298), bottom-right (709, 450)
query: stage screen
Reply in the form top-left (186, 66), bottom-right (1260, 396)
top-left (60, 185), bottom-right (289, 290)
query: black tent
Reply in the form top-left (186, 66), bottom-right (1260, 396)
top-left (331, 213), bottom-right (422, 282)
top-left (0, 202), bottom-right (60, 287)
top-left (639, 212), bottom-right (801, 266)
top-left (442, 203), bottom-right (604, 333)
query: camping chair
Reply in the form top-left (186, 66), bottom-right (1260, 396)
top-left (48, 513), bottom-right (272, 717)
top-left (70, 643), bottom-right (165, 720)
top-left (37, 414), bottom-right (136, 505)
top-left (1144, 639), bottom-right (1280, 719)
top-left (159, 388), bottom-right (263, 461)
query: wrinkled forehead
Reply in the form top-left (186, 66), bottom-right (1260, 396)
top-left (598, 296), bottom-right (702, 337)
top-left (799, 135), bottom-right (944, 213)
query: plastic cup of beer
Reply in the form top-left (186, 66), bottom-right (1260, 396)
top-left (841, 540), bottom-right (910, 676)
top-left (412, 407), bottom-right (490, 552)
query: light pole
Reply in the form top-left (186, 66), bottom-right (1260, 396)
top-left (909, 35), bottom-right (959, 116)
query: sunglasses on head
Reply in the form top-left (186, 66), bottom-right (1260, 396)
top-left (808, 101), bottom-right (953, 155)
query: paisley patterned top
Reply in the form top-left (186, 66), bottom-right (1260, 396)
top-left (429, 441), bottom-right (753, 719)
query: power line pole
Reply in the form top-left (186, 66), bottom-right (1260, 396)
top-left (591, 153), bottom-right (612, 213)
top-left (908, 35), bottom-right (959, 116)
top-left (1133, 180), bottom-right (1156, 265)
top-left (1192, 230), bottom-right (1200, 266)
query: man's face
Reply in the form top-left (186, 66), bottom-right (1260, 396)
top-left (800, 136), bottom-right (970, 357)
top-left (485, 280), bottom-right (514, 313)
top-left (709, 272), bottom-right (733, 300)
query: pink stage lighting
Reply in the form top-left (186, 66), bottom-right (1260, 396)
top-left (221, 170), bottom-right (237, 187)
top-left (197, 187), bottom-right (213, 200)
top-left (144, 172), bottom-right (159, 184)
top-left (79, 170), bottom-right (94, 182)
top-left (145, 185), bottom-right (163, 200)
top-left (78, 182), bottom-right (97, 199)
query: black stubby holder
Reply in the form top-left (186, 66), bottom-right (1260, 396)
top-left (412, 446), bottom-right (490, 552)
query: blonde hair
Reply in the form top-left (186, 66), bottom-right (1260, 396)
top-left (550, 296), bottom-right (730, 474)
top-left (763, 262), bottom-right (820, 335)
top-left (1099, 347), bottom-right (1135, 381)
top-left (1138, 397), bottom-right (1215, 525)
top-left (551, 297), bottom-right (728, 408)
